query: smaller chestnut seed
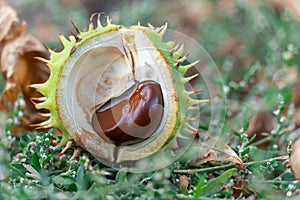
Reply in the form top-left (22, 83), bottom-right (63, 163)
top-left (92, 80), bottom-right (164, 146)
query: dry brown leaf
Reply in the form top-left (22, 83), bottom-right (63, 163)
top-left (293, 81), bottom-right (300, 129)
top-left (0, 0), bottom-right (50, 134)
top-left (217, 37), bottom-right (242, 57)
top-left (294, 107), bottom-right (300, 129)
top-left (290, 137), bottom-right (300, 179)
top-left (246, 111), bottom-right (275, 149)
top-left (179, 175), bottom-right (189, 192)
top-left (270, 0), bottom-right (300, 21)
top-left (191, 137), bottom-right (245, 171)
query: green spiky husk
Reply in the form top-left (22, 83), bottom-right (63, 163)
top-left (31, 14), bottom-right (208, 148)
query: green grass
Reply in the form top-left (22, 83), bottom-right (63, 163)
top-left (1, 0), bottom-right (300, 199)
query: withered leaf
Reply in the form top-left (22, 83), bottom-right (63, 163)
top-left (293, 81), bottom-right (300, 128)
top-left (290, 137), bottom-right (300, 179)
top-left (190, 137), bottom-right (245, 171)
top-left (294, 107), bottom-right (300, 129)
top-left (246, 111), bottom-right (275, 149)
top-left (271, 0), bottom-right (300, 21)
top-left (0, 0), bottom-right (50, 134)
top-left (179, 175), bottom-right (189, 192)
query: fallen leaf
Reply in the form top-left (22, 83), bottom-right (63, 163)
top-left (217, 37), bottom-right (242, 57)
top-left (293, 81), bottom-right (300, 128)
top-left (294, 108), bottom-right (300, 129)
top-left (270, 0), bottom-right (300, 21)
top-left (246, 111), bottom-right (275, 149)
top-left (179, 175), bottom-right (189, 192)
top-left (290, 137), bottom-right (300, 179)
top-left (0, 0), bottom-right (50, 134)
top-left (232, 173), bottom-right (253, 198)
top-left (190, 137), bottom-right (245, 171)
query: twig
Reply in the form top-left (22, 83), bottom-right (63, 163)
top-left (24, 164), bottom-right (40, 180)
top-left (173, 155), bottom-right (289, 174)
top-left (260, 180), bottom-right (300, 184)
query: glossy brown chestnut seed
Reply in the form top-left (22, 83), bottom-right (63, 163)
top-left (92, 80), bottom-right (164, 146)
